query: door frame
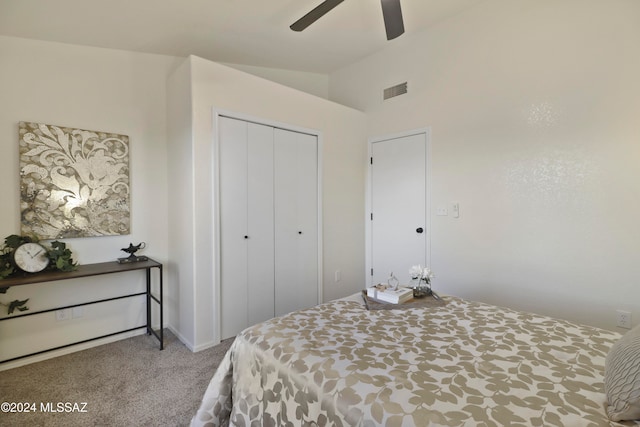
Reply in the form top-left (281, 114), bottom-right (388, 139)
top-left (365, 127), bottom-right (432, 287)
top-left (212, 108), bottom-right (324, 343)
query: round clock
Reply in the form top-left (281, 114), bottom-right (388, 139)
top-left (13, 242), bottom-right (50, 273)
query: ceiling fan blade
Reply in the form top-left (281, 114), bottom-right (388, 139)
top-left (290, 0), bottom-right (344, 32)
top-left (381, 0), bottom-right (405, 40)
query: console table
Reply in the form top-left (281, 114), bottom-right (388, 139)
top-left (0, 259), bottom-right (163, 364)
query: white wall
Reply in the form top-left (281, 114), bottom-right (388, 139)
top-left (222, 63), bottom-right (329, 99)
top-left (0, 36), bottom-right (178, 368)
top-left (167, 56), bottom-right (367, 350)
top-left (329, 0), bottom-right (640, 331)
top-left (166, 59), bottom-right (196, 350)
top-left (0, 35), bottom-right (362, 367)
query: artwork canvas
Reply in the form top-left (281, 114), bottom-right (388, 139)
top-left (19, 122), bottom-right (130, 239)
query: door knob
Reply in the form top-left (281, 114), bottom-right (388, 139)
top-left (416, 227), bottom-right (424, 233)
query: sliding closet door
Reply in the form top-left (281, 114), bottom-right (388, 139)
top-left (219, 117), bottom-right (274, 339)
top-left (274, 128), bottom-right (318, 316)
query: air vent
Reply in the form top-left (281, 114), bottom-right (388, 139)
top-left (383, 82), bottom-right (408, 100)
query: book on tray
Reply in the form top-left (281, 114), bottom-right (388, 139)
top-left (366, 284), bottom-right (413, 304)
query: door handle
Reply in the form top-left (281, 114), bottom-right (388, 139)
top-left (416, 227), bottom-right (424, 234)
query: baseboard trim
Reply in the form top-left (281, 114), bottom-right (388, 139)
top-left (0, 329), bottom-right (147, 372)
top-left (166, 325), bottom-right (218, 353)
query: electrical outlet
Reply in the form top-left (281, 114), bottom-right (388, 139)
top-left (55, 308), bottom-right (72, 321)
top-left (616, 310), bottom-right (632, 329)
top-left (334, 270), bottom-right (341, 283)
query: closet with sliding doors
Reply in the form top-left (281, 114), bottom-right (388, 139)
top-left (218, 115), bottom-right (319, 339)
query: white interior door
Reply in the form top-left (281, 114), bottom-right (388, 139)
top-left (246, 123), bottom-right (275, 327)
top-left (370, 132), bottom-right (429, 286)
top-left (219, 117), bottom-right (275, 339)
top-left (219, 114), bottom-right (321, 337)
top-left (219, 116), bottom-right (249, 339)
top-left (274, 128), bottom-right (318, 316)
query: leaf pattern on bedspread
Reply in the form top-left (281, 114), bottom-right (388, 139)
top-left (192, 296), bottom-right (638, 427)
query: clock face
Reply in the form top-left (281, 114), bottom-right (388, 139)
top-left (14, 242), bottom-right (50, 273)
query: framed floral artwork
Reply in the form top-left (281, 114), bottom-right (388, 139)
top-left (19, 122), bottom-right (130, 239)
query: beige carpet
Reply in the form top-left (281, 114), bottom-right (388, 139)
top-left (0, 330), bottom-right (234, 427)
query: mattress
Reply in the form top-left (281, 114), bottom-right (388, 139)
top-left (192, 294), bottom-right (637, 426)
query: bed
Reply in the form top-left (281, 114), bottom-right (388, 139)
top-left (192, 293), bottom-right (640, 426)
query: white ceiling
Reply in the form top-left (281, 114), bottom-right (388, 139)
top-left (0, 0), bottom-right (483, 74)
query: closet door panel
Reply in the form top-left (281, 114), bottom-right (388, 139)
top-left (274, 129), bottom-right (318, 316)
top-left (219, 117), bottom-right (249, 339)
top-left (246, 123), bottom-right (275, 326)
top-left (296, 133), bottom-right (319, 305)
top-left (273, 133), bottom-right (297, 317)
top-left (220, 117), bottom-right (320, 336)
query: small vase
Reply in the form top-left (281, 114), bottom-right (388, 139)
top-left (412, 278), bottom-right (432, 299)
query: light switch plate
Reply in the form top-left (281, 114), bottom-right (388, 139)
top-left (452, 202), bottom-right (460, 218)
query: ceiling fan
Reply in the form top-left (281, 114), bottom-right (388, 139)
top-left (290, 0), bottom-right (405, 41)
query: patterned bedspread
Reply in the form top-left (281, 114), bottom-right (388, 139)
top-left (192, 295), bottom-right (638, 426)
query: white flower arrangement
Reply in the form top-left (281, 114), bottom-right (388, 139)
top-left (409, 265), bottom-right (434, 283)
top-left (410, 265), bottom-right (435, 298)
